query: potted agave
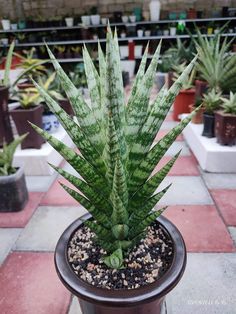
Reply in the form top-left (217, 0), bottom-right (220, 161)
top-left (202, 89), bottom-right (222, 138)
top-left (31, 28), bottom-right (198, 314)
top-left (0, 134), bottom-right (28, 212)
top-left (215, 92), bottom-right (236, 145)
top-left (172, 63), bottom-right (196, 121)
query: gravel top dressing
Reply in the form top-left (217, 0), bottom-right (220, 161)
top-left (68, 221), bottom-right (174, 290)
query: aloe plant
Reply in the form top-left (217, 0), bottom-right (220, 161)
top-left (203, 89), bottom-right (222, 115)
top-left (0, 134), bottom-right (27, 176)
top-left (221, 92), bottom-right (236, 115)
top-left (31, 27), bottom-right (198, 269)
top-left (172, 62), bottom-right (196, 90)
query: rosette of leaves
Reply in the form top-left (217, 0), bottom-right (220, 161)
top-left (221, 92), bottom-right (236, 115)
top-left (172, 62), bottom-right (196, 90)
top-left (31, 27), bottom-right (198, 269)
top-left (203, 89), bottom-right (222, 115)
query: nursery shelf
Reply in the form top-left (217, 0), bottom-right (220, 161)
top-left (3, 32), bottom-right (235, 48)
top-left (183, 121), bottom-right (236, 173)
top-left (0, 16), bottom-right (235, 34)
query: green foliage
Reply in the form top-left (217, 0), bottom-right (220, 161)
top-left (172, 62), bottom-right (196, 90)
top-left (221, 92), bottom-right (236, 115)
top-left (32, 27), bottom-right (198, 269)
top-left (0, 41), bottom-right (15, 87)
top-left (0, 134), bottom-right (27, 176)
top-left (194, 29), bottom-right (236, 93)
top-left (203, 89), bottom-right (222, 114)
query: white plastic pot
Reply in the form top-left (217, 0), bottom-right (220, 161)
top-left (121, 60), bottom-right (135, 78)
top-left (101, 17), bottom-right (107, 25)
top-left (11, 23), bottom-right (18, 30)
top-left (149, 0), bottom-right (161, 21)
top-left (81, 15), bottom-right (90, 26)
top-left (1, 19), bottom-right (10, 30)
top-left (137, 29), bottom-right (144, 37)
top-left (90, 15), bottom-right (100, 25)
top-left (135, 45), bottom-right (143, 57)
top-left (129, 15), bottom-right (136, 23)
top-left (120, 46), bottom-right (129, 59)
top-left (163, 29), bottom-right (169, 36)
top-left (170, 27), bottom-right (176, 36)
top-left (144, 30), bottom-right (151, 37)
top-left (1, 38), bottom-right (8, 45)
top-left (42, 113), bottom-right (60, 133)
top-left (122, 16), bottom-right (128, 23)
top-left (65, 17), bottom-right (74, 27)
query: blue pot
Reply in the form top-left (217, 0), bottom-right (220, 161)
top-left (42, 113), bottom-right (60, 133)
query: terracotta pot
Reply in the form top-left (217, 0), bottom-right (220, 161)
top-left (17, 82), bottom-right (35, 90)
top-left (59, 99), bottom-right (74, 116)
top-left (202, 112), bottom-right (215, 138)
top-left (0, 86), bottom-right (14, 146)
top-left (195, 80), bottom-right (208, 99)
top-left (215, 111), bottom-right (236, 146)
top-left (189, 104), bottom-right (204, 124)
top-left (55, 213), bottom-right (187, 314)
top-left (173, 89), bottom-right (195, 121)
top-left (0, 166), bottom-right (28, 212)
top-left (11, 105), bottom-right (44, 149)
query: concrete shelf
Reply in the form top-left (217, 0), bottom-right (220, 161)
top-left (13, 126), bottom-right (74, 176)
top-left (183, 122), bottom-right (236, 173)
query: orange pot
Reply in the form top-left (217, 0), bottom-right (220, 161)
top-left (189, 104), bottom-right (205, 124)
top-left (173, 89), bottom-right (195, 121)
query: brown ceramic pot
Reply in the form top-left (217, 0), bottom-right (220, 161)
top-left (59, 99), bottom-right (74, 116)
top-left (189, 104), bottom-right (205, 124)
top-left (11, 104), bottom-right (44, 149)
top-left (215, 110), bottom-right (236, 146)
top-left (55, 213), bottom-right (187, 314)
top-left (0, 86), bottom-right (14, 146)
top-left (173, 89), bottom-right (195, 121)
top-left (195, 80), bottom-right (208, 99)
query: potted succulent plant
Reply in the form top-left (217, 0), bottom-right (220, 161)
top-left (0, 41), bottom-right (15, 146)
top-left (189, 97), bottom-right (204, 124)
top-left (202, 89), bottom-right (222, 138)
top-left (215, 92), bottom-right (236, 145)
top-left (10, 89), bottom-right (44, 149)
top-left (31, 29), bottom-right (198, 314)
top-left (0, 134), bottom-right (28, 212)
top-left (172, 63), bottom-right (196, 121)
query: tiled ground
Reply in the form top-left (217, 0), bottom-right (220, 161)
top-left (0, 105), bottom-right (235, 314)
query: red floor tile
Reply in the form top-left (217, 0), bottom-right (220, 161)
top-left (41, 178), bottom-right (78, 206)
top-left (163, 205), bottom-right (235, 252)
top-left (210, 190), bottom-right (236, 226)
top-left (155, 130), bottom-right (183, 142)
top-left (0, 193), bottom-right (44, 228)
top-left (0, 252), bottom-right (71, 314)
top-left (153, 156), bottom-right (199, 176)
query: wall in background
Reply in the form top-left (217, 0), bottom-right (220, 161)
top-left (0, 0), bottom-right (235, 20)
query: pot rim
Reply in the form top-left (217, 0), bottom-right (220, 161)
top-left (215, 110), bottom-right (236, 118)
top-left (54, 213), bottom-right (186, 307)
top-left (0, 165), bottom-right (24, 182)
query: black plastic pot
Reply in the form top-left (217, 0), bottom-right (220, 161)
top-left (0, 166), bottom-right (28, 212)
top-left (202, 112), bottom-right (215, 138)
top-left (55, 213), bottom-right (187, 314)
top-left (0, 86), bottom-right (14, 146)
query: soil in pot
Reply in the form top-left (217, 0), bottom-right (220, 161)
top-left (55, 214), bottom-right (186, 314)
top-left (11, 105), bottom-right (45, 149)
top-left (202, 112), bottom-right (215, 138)
top-left (215, 111), bottom-right (236, 145)
top-left (68, 221), bottom-right (174, 290)
top-left (0, 86), bottom-right (14, 146)
top-left (173, 89), bottom-right (195, 121)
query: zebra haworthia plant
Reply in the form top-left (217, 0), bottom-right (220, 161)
top-left (31, 27), bottom-right (198, 269)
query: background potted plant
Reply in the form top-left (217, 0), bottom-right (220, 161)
top-left (189, 97), bottom-right (204, 124)
top-left (202, 89), bottom-right (222, 138)
top-left (90, 6), bottom-right (100, 25)
top-left (31, 29), bottom-right (198, 314)
top-left (0, 41), bottom-right (15, 145)
top-left (10, 89), bottom-right (44, 149)
top-left (215, 92), bottom-right (236, 145)
top-left (0, 134), bottom-right (28, 212)
top-left (172, 62), bottom-right (196, 121)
